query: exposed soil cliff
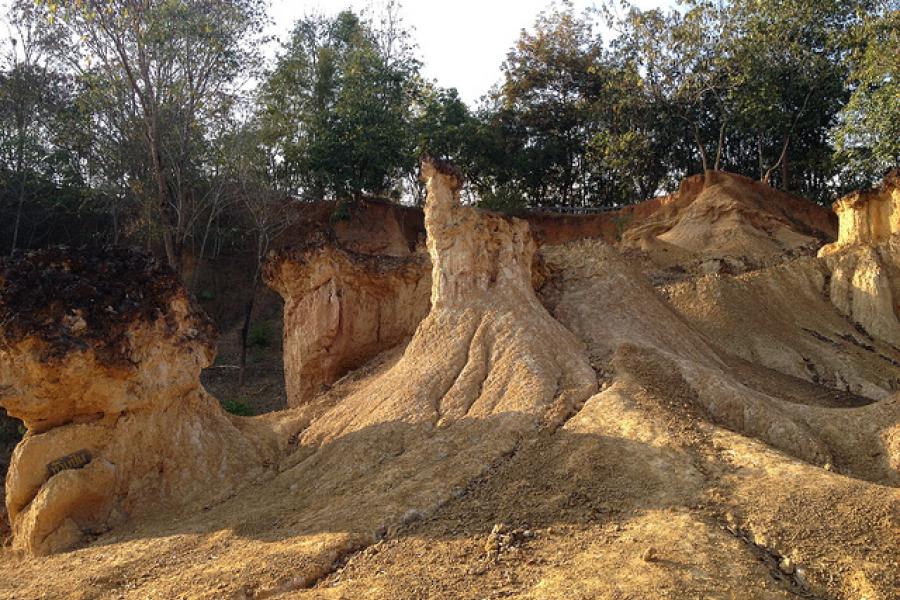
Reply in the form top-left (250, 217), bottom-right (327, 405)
top-left (265, 244), bottom-right (431, 406)
top-left (0, 249), bottom-right (281, 555)
top-left (825, 169), bottom-right (900, 248)
top-left (617, 172), bottom-right (836, 276)
top-left (815, 172), bottom-right (900, 347)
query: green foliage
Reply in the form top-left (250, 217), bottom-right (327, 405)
top-left (329, 201), bottom-right (352, 224)
top-left (221, 399), bottom-right (253, 416)
top-left (0, 0), bottom-right (896, 260)
top-left (28, 0), bottom-right (270, 271)
top-left (260, 7), bottom-right (419, 200)
top-left (247, 321), bottom-right (273, 348)
top-left (834, 5), bottom-right (899, 187)
top-left (477, 185), bottom-right (529, 216)
top-left (487, 5), bottom-right (607, 207)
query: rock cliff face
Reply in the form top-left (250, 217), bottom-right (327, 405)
top-left (265, 245), bottom-right (431, 406)
top-left (817, 172), bottom-right (900, 348)
top-left (0, 249), bottom-right (278, 555)
top-left (826, 170), bottom-right (900, 248)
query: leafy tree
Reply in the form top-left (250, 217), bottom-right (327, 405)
top-left (260, 8), bottom-right (420, 201)
top-left (719, 0), bottom-right (862, 193)
top-left (834, 4), bottom-right (899, 187)
top-left (490, 3), bottom-right (606, 208)
top-left (0, 4), bottom-right (84, 253)
top-left (36, 0), bottom-right (269, 274)
top-left (408, 84), bottom-right (475, 203)
top-left (605, 3), bottom-right (731, 177)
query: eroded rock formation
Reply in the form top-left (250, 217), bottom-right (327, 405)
top-left (297, 158), bottom-right (597, 441)
top-left (2, 168), bottom-right (900, 600)
top-left (618, 171), bottom-right (836, 275)
top-left (265, 244), bottom-right (431, 406)
top-left (826, 170), bottom-right (900, 248)
top-left (0, 248), bottom-right (278, 555)
top-left (817, 171), bottom-right (900, 348)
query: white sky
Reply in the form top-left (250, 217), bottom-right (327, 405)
top-left (0, 0), bottom-right (675, 104)
top-left (268, 0), bottom-right (675, 104)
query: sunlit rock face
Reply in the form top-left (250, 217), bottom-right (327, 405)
top-left (423, 161), bottom-right (538, 308)
top-left (818, 172), bottom-right (900, 348)
top-left (825, 170), bottom-right (900, 249)
top-left (264, 244), bottom-right (432, 407)
top-left (0, 248), bottom-right (277, 555)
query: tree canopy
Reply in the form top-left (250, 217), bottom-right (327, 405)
top-left (0, 0), bottom-right (897, 262)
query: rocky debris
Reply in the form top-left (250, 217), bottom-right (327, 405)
top-left (543, 238), bottom-right (900, 487)
top-left (0, 248), bottom-right (280, 555)
top-left (264, 243), bottom-right (431, 406)
top-left (484, 523), bottom-right (534, 562)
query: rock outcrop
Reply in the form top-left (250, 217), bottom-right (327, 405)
top-left (817, 172), bottom-right (900, 348)
top-left (619, 171), bottom-right (836, 274)
top-left (265, 244), bottom-right (431, 406)
top-left (0, 248), bottom-right (278, 555)
top-left (825, 170), bottom-right (900, 249)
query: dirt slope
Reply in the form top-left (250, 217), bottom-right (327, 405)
top-left (0, 170), bottom-right (898, 600)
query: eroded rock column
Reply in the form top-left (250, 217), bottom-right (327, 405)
top-left (0, 248), bottom-right (277, 555)
top-left (819, 171), bottom-right (900, 347)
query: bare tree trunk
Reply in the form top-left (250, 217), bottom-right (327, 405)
top-left (112, 197), bottom-right (120, 245)
top-left (763, 135), bottom-right (790, 186)
top-left (758, 138), bottom-right (765, 180)
top-left (10, 184), bottom-right (26, 256)
top-left (781, 151), bottom-right (789, 192)
top-left (238, 266), bottom-right (260, 387)
top-left (714, 120), bottom-right (727, 172)
top-left (150, 140), bottom-right (179, 272)
top-left (190, 194), bottom-right (222, 293)
top-left (10, 77), bottom-right (26, 256)
top-left (693, 123), bottom-right (709, 174)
